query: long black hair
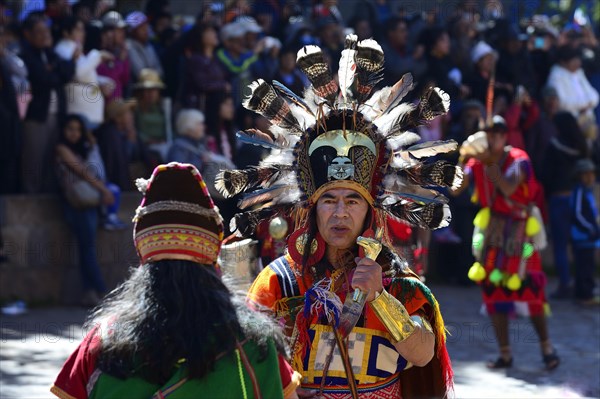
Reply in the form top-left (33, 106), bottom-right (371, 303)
top-left (86, 260), bottom-right (286, 385)
top-left (59, 114), bottom-right (93, 160)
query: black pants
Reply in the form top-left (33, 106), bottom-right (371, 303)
top-left (574, 246), bottom-right (597, 300)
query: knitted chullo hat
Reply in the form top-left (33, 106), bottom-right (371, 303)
top-left (133, 162), bottom-right (224, 265)
top-left (216, 34), bottom-right (462, 240)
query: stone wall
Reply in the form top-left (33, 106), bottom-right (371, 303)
top-left (0, 193), bottom-right (141, 305)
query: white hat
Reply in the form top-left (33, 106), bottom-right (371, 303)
top-left (125, 11), bottom-right (148, 30)
top-left (236, 16), bottom-right (262, 34)
top-left (471, 41), bottom-right (498, 63)
top-left (221, 22), bottom-right (246, 40)
top-left (102, 11), bottom-right (127, 29)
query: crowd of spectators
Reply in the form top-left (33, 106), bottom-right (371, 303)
top-left (0, 1), bottom-right (599, 278)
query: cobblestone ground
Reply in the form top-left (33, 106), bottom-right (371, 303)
top-left (1, 279), bottom-right (599, 398)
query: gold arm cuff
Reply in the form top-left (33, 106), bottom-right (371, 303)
top-left (369, 289), bottom-right (417, 343)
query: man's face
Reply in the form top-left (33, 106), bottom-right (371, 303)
top-left (486, 130), bottom-right (507, 153)
top-left (388, 21), bottom-right (408, 47)
top-left (581, 170), bottom-right (596, 187)
top-left (132, 22), bottom-right (149, 43)
top-left (25, 20), bottom-right (52, 49)
top-left (316, 188), bottom-right (369, 251)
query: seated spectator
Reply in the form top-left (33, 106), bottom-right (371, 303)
top-left (217, 21), bottom-right (261, 105)
top-left (205, 95), bottom-right (237, 162)
top-left (495, 25), bottom-right (536, 96)
top-left (348, 15), bottom-right (375, 42)
top-left (125, 11), bottom-right (163, 83)
top-left (224, 0), bottom-right (251, 23)
top-left (179, 23), bottom-right (230, 112)
top-left (547, 45), bottom-right (599, 144)
top-left (380, 17), bottom-right (426, 85)
top-left (465, 41), bottom-right (498, 105)
top-left (94, 99), bottom-right (138, 191)
top-left (167, 109), bottom-right (236, 230)
top-left (97, 11), bottom-right (130, 102)
top-left (20, 12), bottom-right (75, 193)
top-left (55, 114), bottom-right (126, 306)
top-left (237, 16), bottom-right (280, 80)
top-left (420, 26), bottom-right (468, 112)
top-left (315, 15), bottom-right (343, 66)
top-left (273, 47), bottom-right (307, 97)
top-left (55, 16), bottom-right (114, 130)
top-left (133, 68), bottom-right (169, 162)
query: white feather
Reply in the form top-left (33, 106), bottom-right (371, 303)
top-left (358, 38), bottom-right (382, 52)
top-left (407, 140), bottom-right (458, 158)
top-left (337, 35), bottom-right (358, 104)
top-left (271, 187), bottom-right (302, 206)
top-left (262, 149), bottom-right (296, 166)
top-left (288, 102), bottom-right (317, 131)
top-left (382, 174), bottom-right (408, 191)
top-left (451, 166), bottom-right (464, 190)
top-left (386, 132), bottom-right (421, 151)
top-left (373, 102), bottom-right (414, 133)
top-left (296, 45), bottom-right (322, 62)
top-left (360, 86), bottom-right (391, 120)
top-left (242, 79), bottom-right (266, 110)
top-left (437, 204), bottom-right (452, 229)
top-left (390, 153), bottom-right (416, 169)
top-left (433, 87), bottom-right (451, 113)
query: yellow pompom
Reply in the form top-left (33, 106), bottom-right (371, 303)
top-left (506, 274), bottom-right (522, 291)
top-left (489, 269), bottom-right (504, 285)
top-left (525, 216), bottom-right (541, 236)
top-left (474, 207), bottom-right (491, 229)
top-left (468, 262), bottom-right (486, 282)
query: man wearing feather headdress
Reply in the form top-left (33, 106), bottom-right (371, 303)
top-left (217, 35), bottom-right (457, 398)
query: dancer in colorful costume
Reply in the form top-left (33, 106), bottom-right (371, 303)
top-left (454, 116), bottom-right (560, 370)
top-left (51, 162), bottom-right (300, 399)
top-left (216, 35), bottom-right (457, 398)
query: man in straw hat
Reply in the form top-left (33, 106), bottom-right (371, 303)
top-left (217, 35), bottom-right (455, 398)
top-left (51, 162), bottom-right (301, 398)
top-left (453, 115), bottom-right (560, 371)
top-left (132, 68), bottom-right (170, 161)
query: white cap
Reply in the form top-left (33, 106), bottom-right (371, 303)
top-left (236, 16), bottom-right (262, 34)
top-left (221, 22), bottom-right (246, 40)
top-left (102, 11), bottom-right (127, 29)
top-left (471, 41), bottom-right (498, 63)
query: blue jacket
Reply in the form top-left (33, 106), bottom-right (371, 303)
top-left (570, 184), bottom-right (600, 248)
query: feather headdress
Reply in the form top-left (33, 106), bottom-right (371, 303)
top-left (216, 35), bottom-right (460, 236)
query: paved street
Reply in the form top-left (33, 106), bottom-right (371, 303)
top-left (1, 279), bottom-right (599, 398)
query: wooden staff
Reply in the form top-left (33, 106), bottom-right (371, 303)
top-left (486, 64), bottom-right (496, 126)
